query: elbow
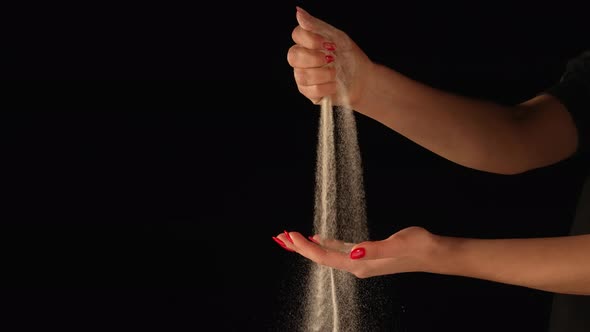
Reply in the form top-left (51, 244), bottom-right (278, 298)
top-left (470, 164), bottom-right (531, 176)
top-left (488, 169), bottom-right (524, 176)
top-left (466, 154), bottom-right (538, 175)
top-left (461, 144), bottom-right (534, 176)
top-left (492, 164), bottom-right (532, 176)
top-left (469, 131), bottom-right (539, 175)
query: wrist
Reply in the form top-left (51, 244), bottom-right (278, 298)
top-left (391, 227), bottom-right (453, 274)
top-left (350, 60), bottom-right (378, 112)
top-left (421, 233), bottom-right (463, 275)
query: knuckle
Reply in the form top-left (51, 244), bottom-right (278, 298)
top-left (286, 45), bottom-right (300, 66)
top-left (297, 84), bottom-right (307, 95)
top-left (293, 68), bottom-right (307, 85)
top-left (298, 86), bottom-right (317, 100)
top-left (310, 84), bottom-right (322, 95)
top-left (299, 83), bottom-right (335, 100)
top-left (291, 26), bottom-right (304, 44)
top-left (291, 28), bottom-right (298, 43)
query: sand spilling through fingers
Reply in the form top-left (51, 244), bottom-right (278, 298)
top-left (304, 97), bottom-right (368, 332)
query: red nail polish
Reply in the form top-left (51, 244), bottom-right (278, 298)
top-left (284, 231), bottom-right (294, 244)
top-left (273, 237), bottom-right (286, 247)
top-left (308, 236), bottom-right (320, 244)
top-left (350, 248), bottom-right (366, 260)
top-left (323, 42), bottom-right (336, 51)
top-left (325, 55), bottom-right (335, 63)
top-left (273, 237), bottom-right (295, 252)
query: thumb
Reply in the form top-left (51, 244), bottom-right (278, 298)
top-left (349, 238), bottom-right (404, 261)
top-left (295, 6), bottom-right (338, 36)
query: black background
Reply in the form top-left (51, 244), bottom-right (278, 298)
top-left (3, 1), bottom-right (590, 331)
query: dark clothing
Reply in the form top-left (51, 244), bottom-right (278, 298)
top-left (546, 51), bottom-right (590, 332)
top-left (548, 177), bottom-right (590, 332)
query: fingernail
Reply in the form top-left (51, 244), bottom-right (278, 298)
top-left (273, 236), bottom-right (286, 247)
top-left (284, 231), bottom-right (294, 244)
top-left (350, 248), bottom-right (366, 260)
top-left (325, 55), bottom-right (335, 63)
top-left (272, 237), bottom-right (295, 252)
top-left (308, 236), bottom-right (320, 244)
top-left (323, 42), bottom-right (336, 51)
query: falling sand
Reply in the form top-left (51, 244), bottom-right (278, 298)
top-left (304, 96), bottom-right (369, 332)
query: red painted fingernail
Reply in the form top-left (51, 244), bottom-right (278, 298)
top-left (272, 237), bottom-right (295, 252)
top-left (323, 42), bottom-right (336, 51)
top-left (325, 55), bottom-right (335, 63)
top-left (350, 248), bottom-right (366, 260)
top-left (308, 236), bottom-right (320, 244)
top-left (273, 237), bottom-right (286, 247)
top-left (284, 231), bottom-right (294, 244)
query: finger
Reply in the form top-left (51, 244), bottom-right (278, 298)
top-left (309, 235), bottom-right (356, 253)
top-left (292, 25), bottom-right (336, 51)
top-left (308, 234), bottom-right (322, 245)
top-left (294, 67), bottom-right (336, 87)
top-left (292, 25), bottom-right (323, 50)
top-left (295, 7), bottom-right (353, 53)
top-left (287, 45), bottom-right (333, 69)
top-left (275, 233), bottom-right (295, 251)
top-left (288, 232), bottom-right (354, 271)
top-left (272, 236), bottom-right (295, 252)
top-left (297, 82), bottom-right (338, 101)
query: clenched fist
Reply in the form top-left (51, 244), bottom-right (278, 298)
top-left (287, 7), bottom-right (375, 108)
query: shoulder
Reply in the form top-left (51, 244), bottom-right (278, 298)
top-left (511, 51), bottom-right (590, 169)
top-left (563, 51), bottom-right (590, 81)
top-left (547, 51), bottom-right (590, 102)
top-left (543, 51), bottom-right (590, 158)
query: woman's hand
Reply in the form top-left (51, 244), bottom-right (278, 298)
top-left (274, 226), bottom-right (590, 294)
top-left (287, 7), bottom-right (375, 108)
top-left (273, 226), bottom-right (437, 278)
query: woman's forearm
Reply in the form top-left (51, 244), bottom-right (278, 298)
top-left (354, 63), bottom-right (531, 174)
top-left (427, 233), bottom-right (590, 295)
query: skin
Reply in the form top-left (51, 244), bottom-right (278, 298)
top-left (275, 7), bottom-right (590, 296)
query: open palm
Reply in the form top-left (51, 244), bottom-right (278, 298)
top-left (274, 226), bottom-right (436, 278)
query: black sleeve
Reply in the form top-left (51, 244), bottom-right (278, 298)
top-left (545, 51), bottom-right (590, 157)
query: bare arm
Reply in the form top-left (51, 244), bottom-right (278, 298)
top-left (430, 233), bottom-right (590, 295)
top-left (277, 228), bottom-right (590, 295)
top-left (354, 64), bottom-right (579, 174)
top-left (290, 8), bottom-right (579, 174)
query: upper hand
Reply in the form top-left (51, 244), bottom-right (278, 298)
top-left (287, 7), bottom-right (374, 108)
